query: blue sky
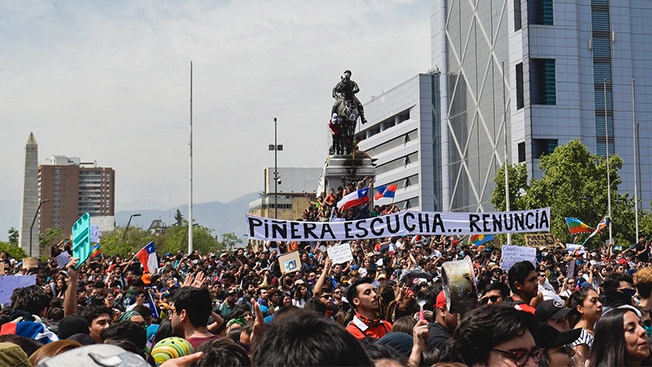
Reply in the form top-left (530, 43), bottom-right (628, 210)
top-left (0, 0), bottom-right (431, 211)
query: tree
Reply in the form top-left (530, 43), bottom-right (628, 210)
top-left (491, 140), bottom-right (636, 247)
top-left (219, 232), bottom-right (243, 251)
top-left (40, 227), bottom-right (66, 257)
top-left (174, 209), bottom-right (185, 226)
top-left (0, 241), bottom-right (27, 260)
top-left (100, 227), bottom-right (156, 257)
top-left (8, 227), bottom-right (18, 245)
top-left (490, 163), bottom-right (529, 211)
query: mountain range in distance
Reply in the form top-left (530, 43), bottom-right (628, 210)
top-left (0, 192), bottom-right (260, 244)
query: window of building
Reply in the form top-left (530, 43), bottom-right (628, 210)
top-left (532, 139), bottom-right (558, 158)
top-left (516, 63), bottom-right (524, 109)
top-left (518, 142), bottom-right (526, 162)
top-left (514, 0), bottom-right (522, 30)
top-left (530, 59), bottom-right (556, 105)
top-left (528, 0), bottom-right (553, 25)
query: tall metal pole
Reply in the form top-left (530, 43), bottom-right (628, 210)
top-left (633, 79), bottom-right (639, 240)
top-left (604, 79), bottom-right (613, 245)
top-left (502, 61), bottom-right (511, 245)
top-left (188, 61), bottom-right (194, 253)
top-left (274, 117), bottom-right (278, 219)
top-left (29, 199), bottom-right (49, 257)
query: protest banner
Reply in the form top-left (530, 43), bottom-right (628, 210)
top-left (327, 243), bottom-right (354, 264)
top-left (501, 245), bottom-right (537, 271)
top-left (566, 244), bottom-right (586, 254)
top-left (55, 251), bottom-right (71, 269)
top-left (278, 251), bottom-right (301, 274)
top-left (246, 207), bottom-right (550, 241)
top-left (0, 275), bottom-right (36, 306)
top-left (524, 233), bottom-right (555, 247)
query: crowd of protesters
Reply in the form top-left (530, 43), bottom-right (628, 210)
top-left (2, 199), bottom-right (652, 366)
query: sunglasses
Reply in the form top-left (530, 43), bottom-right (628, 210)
top-left (480, 295), bottom-right (502, 304)
top-left (491, 347), bottom-right (543, 367)
top-left (321, 294), bottom-right (332, 299)
top-left (551, 345), bottom-right (575, 356)
top-left (618, 288), bottom-right (637, 297)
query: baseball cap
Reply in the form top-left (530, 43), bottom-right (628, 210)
top-left (436, 291), bottom-right (447, 308)
top-left (377, 273), bottom-right (387, 280)
top-left (534, 323), bottom-right (582, 349)
top-left (535, 299), bottom-right (578, 322)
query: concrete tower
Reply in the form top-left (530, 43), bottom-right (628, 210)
top-left (19, 133), bottom-right (39, 257)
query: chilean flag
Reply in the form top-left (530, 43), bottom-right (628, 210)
top-left (374, 184), bottom-right (398, 200)
top-left (337, 188), bottom-right (370, 211)
top-left (136, 241), bottom-right (159, 273)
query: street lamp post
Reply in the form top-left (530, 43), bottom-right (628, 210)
top-left (268, 117), bottom-right (283, 219)
top-left (123, 213), bottom-right (142, 242)
top-left (30, 199), bottom-right (49, 257)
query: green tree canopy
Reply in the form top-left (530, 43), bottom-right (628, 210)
top-left (492, 140), bottom-right (636, 247)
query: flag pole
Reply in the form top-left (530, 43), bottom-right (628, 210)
top-left (188, 61), bottom-right (194, 254)
top-left (502, 61), bottom-right (511, 245)
top-left (633, 79), bottom-right (639, 240)
top-left (604, 79), bottom-right (613, 247)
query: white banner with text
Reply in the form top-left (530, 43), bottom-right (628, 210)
top-left (246, 207), bottom-right (550, 241)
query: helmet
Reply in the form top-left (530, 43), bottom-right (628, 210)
top-left (151, 337), bottom-right (194, 366)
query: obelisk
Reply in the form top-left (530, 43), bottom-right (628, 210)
top-left (19, 133), bottom-right (39, 257)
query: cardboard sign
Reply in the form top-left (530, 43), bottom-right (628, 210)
top-left (524, 233), bottom-right (555, 247)
top-left (566, 244), bottom-right (586, 254)
top-left (0, 275), bottom-right (36, 306)
top-left (55, 251), bottom-right (71, 269)
top-left (501, 245), bottom-right (536, 271)
top-left (277, 251), bottom-right (301, 274)
top-left (327, 243), bottom-right (354, 264)
top-left (22, 257), bottom-right (38, 270)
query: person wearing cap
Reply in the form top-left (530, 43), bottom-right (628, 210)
top-left (427, 291), bottom-right (458, 350)
top-left (376, 273), bottom-right (394, 317)
top-left (536, 299), bottom-right (578, 332)
top-left (345, 278), bottom-right (392, 340)
top-left (534, 323), bottom-right (582, 367)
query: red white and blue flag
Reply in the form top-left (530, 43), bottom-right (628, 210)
top-left (374, 184), bottom-right (398, 200)
top-left (337, 188), bottom-right (370, 211)
top-left (136, 241), bottom-right (158, 273)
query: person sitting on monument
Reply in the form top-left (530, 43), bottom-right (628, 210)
top-left (328, 113), bottom-right (344, 155)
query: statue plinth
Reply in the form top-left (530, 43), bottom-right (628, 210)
top-left (320, 154), bottom-right (375, 191)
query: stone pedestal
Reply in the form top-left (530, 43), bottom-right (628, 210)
top-left (321, 155), bottom-right (375, 192)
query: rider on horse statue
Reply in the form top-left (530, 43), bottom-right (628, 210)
top-left (331, 70), bottom-right (367, 124)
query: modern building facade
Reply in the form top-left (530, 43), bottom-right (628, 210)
top-left (357, 1), bottom-right (652, 214)
top-left (356, 74), bottom-right (441, 211)
top-left (39, 155), bottom-right (115, 236)
top-left (428, 0), bottom-right (652, 212)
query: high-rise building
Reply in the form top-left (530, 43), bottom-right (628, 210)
top-left (18, 133), bottom-right (40, 257)
top-left (359, 1), bottom-right (652, 213)
top-left (39, 155), bottom-right (115, 236)
top-left (431, 0), bottom-right (652, 211)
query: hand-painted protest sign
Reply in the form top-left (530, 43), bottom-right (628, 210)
top-left (327, 243), bottom-right (354, 264)
top-left (246, 208), bottom-right (550, 241)
top-left (501, 245), bottom-right (537, 271)
top-left (524, 233), bottom-right (555, 247)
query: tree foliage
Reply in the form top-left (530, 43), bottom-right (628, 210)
top-left (8, 227), bottom-right (18, 245)
top-left (491, 140), bottom-right (636, 248)
top-left (0, 241), bottom-right (27, 260)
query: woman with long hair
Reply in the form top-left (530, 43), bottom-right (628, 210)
top-left (28, 340), bottom-right (82, 366)
top-left (588, 307), bottom-right (652, 367)
top-left (291, 284), bottom-right (309, 308)
top-left (567, 286), bottom-right (602, 366)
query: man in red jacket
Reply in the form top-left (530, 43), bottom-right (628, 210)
top-left (345, 278), bottom-right (392, 340)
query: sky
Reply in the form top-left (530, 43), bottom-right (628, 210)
top-left (0, 0), bottom-right (432, 212)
